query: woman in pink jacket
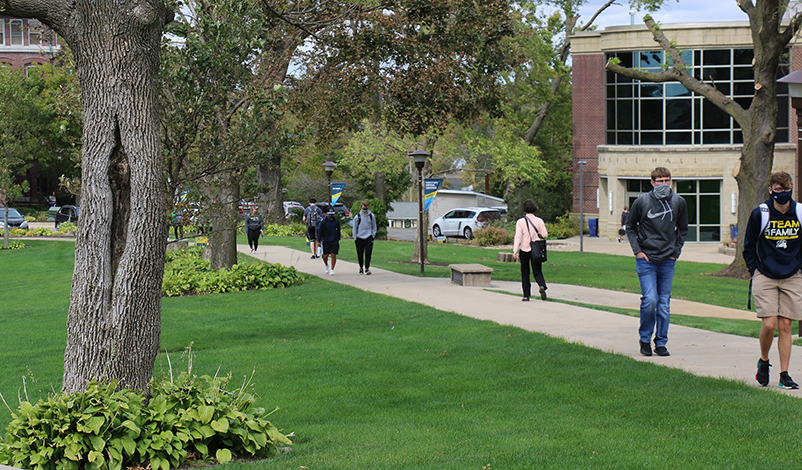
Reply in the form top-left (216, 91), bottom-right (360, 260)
top-left (513, 199), bottom-right (548, 301)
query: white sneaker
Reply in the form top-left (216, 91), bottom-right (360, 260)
top-left (330, 270), bottom-right (335, 276)
top-left (324, 265), bottom-right (329, 274)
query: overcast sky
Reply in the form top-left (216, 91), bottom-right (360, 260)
top-left (576, 0), bottom-right (751, 31)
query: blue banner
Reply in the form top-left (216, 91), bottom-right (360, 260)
top-left (178, 188), bottom-right (189, 203)
top-left (331, 183), bottom-right (346, 205)
top-left (424, 178), bottom-right (443, 211)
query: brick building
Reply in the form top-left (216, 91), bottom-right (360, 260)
top-left (571, 21), bottom-right (799, 242)
top-left (0, 15), bottom-right (59, 69)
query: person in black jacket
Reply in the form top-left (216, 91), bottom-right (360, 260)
top-left (743, 171), bottom-right (802, 390)
top-left (317, 210), bottom-right (341, 276)
top-left (245, 209), bottom-right (264, 253)
top-left (625, 167), bottom-right (688, 358)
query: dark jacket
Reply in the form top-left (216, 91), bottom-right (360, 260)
top-left (245, 216), bottom-right (263, 232)
top-left (317, 215), bottom-right (341, 243)
top-left (743, 199), bottom-right (802, 279)
top-left (625, 189), bottom-right (688, 263)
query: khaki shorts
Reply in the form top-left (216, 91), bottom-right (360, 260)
top-left (753, 271), bottom-right (802, 320)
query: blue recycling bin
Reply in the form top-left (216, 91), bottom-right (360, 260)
top-left (588, 218), bottom-right (599, 237)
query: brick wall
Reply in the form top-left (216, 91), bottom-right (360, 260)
top-left (572, 53), bottom-right (605, 215)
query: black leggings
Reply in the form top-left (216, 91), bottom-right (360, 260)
top-left (355, 237), bottom-right (374, 269)
top-left (247, 229), bottom-right (260, 250)
top-left (519, 250), bottom-right (546, 298)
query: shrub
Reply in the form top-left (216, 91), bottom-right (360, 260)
top-left (0, 373), bottom-right (292, 470)
top-left (0, 241), bottom-right (26, 250)
top-left (262, 223), bottom-right (305, 237)
top-left (545, 215), bottom-right (580, 239)
top-left (473, 226), bottom-right (512, 246)
top-left (162, 247), bottom-right (303, 297)
top-left (28, 227), bottom-right (56, 237)
top-left (56, 223), bottom-right (77, 234)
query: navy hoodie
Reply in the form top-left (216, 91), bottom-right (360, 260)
top-left (743, 199), bottom-right (802, 279)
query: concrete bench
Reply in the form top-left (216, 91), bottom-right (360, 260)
top-left (449, 263), bottom-right (493, 287)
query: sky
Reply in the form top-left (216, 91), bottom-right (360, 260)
top-left (576, 0), bottom-right (754, 31)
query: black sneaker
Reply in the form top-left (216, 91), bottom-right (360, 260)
top-left (539, 286), bottom-right (547, 301)
top-left (654, 346), bottom-right (670, 357)
top-left (522, 297), bottom-right (530, 302)
top-left (359, 268), bottom-right (364, 274)
top-left (779, 371), bottom-right (799, 390)
top-left (756, 359), bottom-right (771, 386)
top-left (639, 341), bottom-right (652, 357)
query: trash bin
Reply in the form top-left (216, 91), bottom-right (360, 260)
top-left (588, 218), bottom-right (598, 237)
top-left (47, 206), bottom-right (60, 222)
top-left (730, 224), bottom-right (738, 242)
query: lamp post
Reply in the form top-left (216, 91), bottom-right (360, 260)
top-left (410, 149), bottom-right (430, 276)
top-left (322, 161), bottom-right (337, 206)
top-left (779, 71), bottom-right (802, 203)
top-left (778, 72), bottom-right (802, 336)
top-left (578, 160), bottom-right (587, 254)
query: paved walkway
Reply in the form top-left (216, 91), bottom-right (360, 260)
top-left (239, 238), bottom-right (801, 396)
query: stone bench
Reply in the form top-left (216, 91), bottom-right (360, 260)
top-left (449, 263), bottom-right (493, 287)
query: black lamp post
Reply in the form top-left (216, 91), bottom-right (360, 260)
top-left (578, 160), bottom-right (587, 254)
top-left (322, 161), bottom-right (337, 206)
top-left (410, 150), bottom-right (430, 276)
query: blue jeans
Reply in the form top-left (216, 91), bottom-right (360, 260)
top-left (635, 257), bottom-right (676, 347)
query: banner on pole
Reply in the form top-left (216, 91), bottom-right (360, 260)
top-left (331, 183), bottom-right (346, 205)
top-left (424, 178), bottom-right (443, 211)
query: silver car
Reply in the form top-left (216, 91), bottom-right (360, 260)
top-left (431, 207), bottom-right (502, 239)
top-left (0, 208), bottom-right (29, 230)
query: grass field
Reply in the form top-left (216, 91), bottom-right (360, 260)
top-left (3, 240), bottom-right (800, 469)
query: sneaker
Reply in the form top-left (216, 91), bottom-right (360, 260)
top-left (639, 341), bottom-right (652, 357)
top-left (654, 346), bottom-right (670, 357)
top-left (330, 270), bottom-right (335, 276)
top-left (324, 265), bottom-right (329, 274)
top-left (539, 286), bottom-right (547, 301)
top-left (522, 297), bottom-right (530, 302)
top-left (359, 268), bottom-right (364, 274)
top-left (756, 359), bottom-right (771, 386)
top-left (779, 371), bottom-right (799, 389)
top-left (311, 255), bottom-right (317, 259)
top-left (365, 269), bottom-right (372, 275)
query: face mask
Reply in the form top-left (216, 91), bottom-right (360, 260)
top-left (653, 184), bottom-right (671, 199)
top-left (772, 190), bottom-right (792, 205)
top-left (362, 209), bottom-right (368, 213)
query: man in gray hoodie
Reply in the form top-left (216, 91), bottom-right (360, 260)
top-left (626, 167), bottom-right (688, 357)
top-left (353, 201), bottom-right (378, 275)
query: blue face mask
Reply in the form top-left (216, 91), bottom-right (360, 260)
top-left (772, 190), bottom-right (793, 205)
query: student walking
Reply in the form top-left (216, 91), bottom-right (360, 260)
top-left (303, 198), bottom-right (322, 259)
top-left (513, 199), bottom-right (548, 301)
top-left (317, 210), bottom-right (341, 276)
top-left (626, 167), bottom-right (688, 357)
top-left (245, 209), bottom-right (264, 253)
top-left (353, 201), bottom-right (378, 275)
top-left (743, 171), bottom-right (802, 389)
top-left (618, 205), bottom-right (629, 242)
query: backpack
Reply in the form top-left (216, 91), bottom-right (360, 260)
top-left (307, 206), bottom-right (321, 227)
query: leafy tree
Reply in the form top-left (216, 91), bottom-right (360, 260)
top-left (606, 2), bottom-right (802, 276)
top-left (4, 0), bottom-right (174, 393)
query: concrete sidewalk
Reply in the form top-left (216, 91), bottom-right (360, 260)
top-left (241, 243), bottom-right (799, 396)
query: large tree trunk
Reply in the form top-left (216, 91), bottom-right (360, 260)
top-left (5, 0), bottom-right (173, 393)
top-left (202, 172), bottom-right (240, 270)
top-left (374, 171), bottom-right (387, 203)
top-left (257, 157), bottom-right (284, 224)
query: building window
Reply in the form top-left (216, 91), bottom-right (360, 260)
top-left (676, 179), bottom-right (721, 242)
top-left (0, 20), bottom-right (5, 45)
top-left (28, 20), bottom-right (43, 46)
top-left (10, 19), bottom-right (23, 46)
top-left (606, 49), bottom-right (790, 145)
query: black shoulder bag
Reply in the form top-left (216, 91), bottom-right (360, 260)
top-left (525, 216), bottom-right (547, 262)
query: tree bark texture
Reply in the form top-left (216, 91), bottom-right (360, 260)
top-left (3, 0), bottom-right (173, 393)
top-left (257, 157), bottom-right (284, 224)
top-left (202, 171), bottom-right (240, 270)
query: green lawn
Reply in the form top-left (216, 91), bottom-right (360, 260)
top-left (2, 240), bottom-right (801, 469)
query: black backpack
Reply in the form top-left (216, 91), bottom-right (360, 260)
top-left (307, 206), bottom-right (321, 227)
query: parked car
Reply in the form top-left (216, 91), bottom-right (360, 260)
top-left (431, 207), bottom-right (502, 239)
top-left (316, 202), bottom-right (351, 219)
top-left (283, 201), bottom-right (304, 219)
top-left (0, 208), bottom-right (29, 230)
top-left (54, 205), bottom-right (79, 229)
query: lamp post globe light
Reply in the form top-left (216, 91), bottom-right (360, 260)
top-left (322, 161), bottom-right (337, 205)
top-left (409, 149), bottom-right (430, 276)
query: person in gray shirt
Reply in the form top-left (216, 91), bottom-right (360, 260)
top-left (353, 201), bottom-right (378, 275)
